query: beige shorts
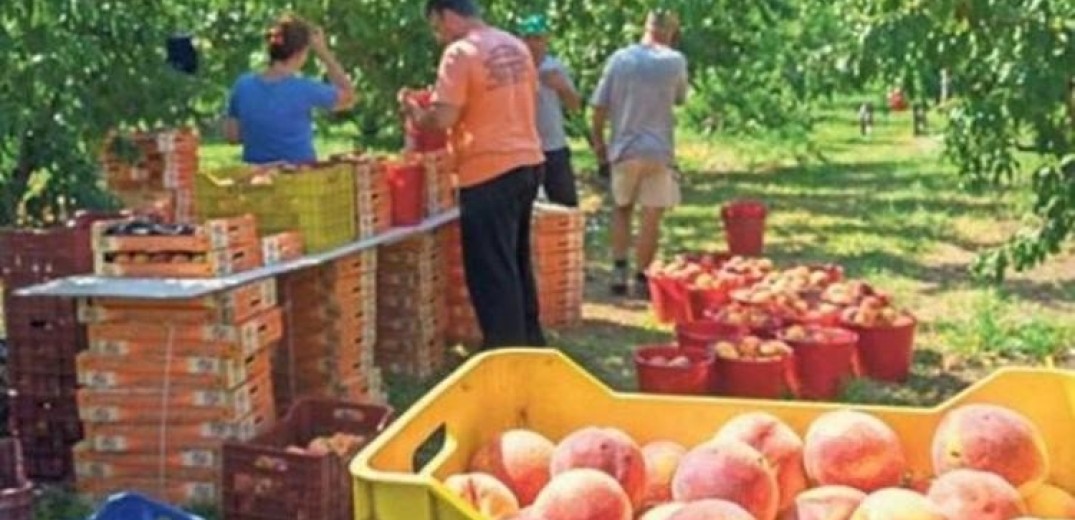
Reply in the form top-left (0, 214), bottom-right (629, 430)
top-left (611, 158), bottom-right (681, 209)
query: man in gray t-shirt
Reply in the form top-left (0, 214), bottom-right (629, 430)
top-left (591, 10), bottom-right (688, 296)
top-left (519, 14), bottom-right (582, 207)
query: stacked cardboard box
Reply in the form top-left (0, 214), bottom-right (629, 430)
top-left (275, 251), bottom-right (384, 411)
top-left (440, 223), bottom-right (481, 346)
top-left (532, 204), bottom-right (586, 328)
top-left (101, 128), bottom-right (198, 223)
top-left (375, 234), bottom-right (447, 379)
top-left (74, 283), bottom-right (281, 504)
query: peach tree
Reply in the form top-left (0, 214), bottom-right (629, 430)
top-left (853, 0), bottom-right (1075, 280)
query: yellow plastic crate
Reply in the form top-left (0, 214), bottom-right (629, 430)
top-left (351, 349), bottom-right (1075, 520)
top-left (195, 164), bottom-right (356, 253)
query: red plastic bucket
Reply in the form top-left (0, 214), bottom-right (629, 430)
top-left (385, 162), bottom-right (425, 226)
top-left (404, 90), bottom-right (448, 152)
top-left (714, 355), bottom-right (795, 399)
top-left (634, 345), bottom-right (714, 395)
top-left (721, 201), bottom-right (767, 257)
top-left (675, 320), bottom-right (740, 350)
top-left (841, 316), bottom-right (916, 383)
top-left (648, 276), bottom-right (693, 324)
top-left (779, 326), bottom-right (859, 400)
top-left (688, 286), bottom-right (731, 318)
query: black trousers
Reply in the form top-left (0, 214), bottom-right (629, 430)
top-left (460, 164), bottom-right (546, 349)
top-left (542, 147), bottom-right (579, 207)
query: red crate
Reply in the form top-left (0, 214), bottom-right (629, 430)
top-left (0, 212), bottom-right (121, 282)
top-left (8, 392), bottom-right (82, 443)
top-left (0, 438), bottom-right (33, 520)
top-left (221, 399), bottom-right (393, 520)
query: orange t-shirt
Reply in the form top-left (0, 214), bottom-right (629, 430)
top-left (432, 26), bottom-right (544, 188)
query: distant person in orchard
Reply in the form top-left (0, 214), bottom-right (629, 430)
top-left (518, 14), bottom-right (582, 207)
top-left (402, 0), bottom-right (546, 349)
top-left (590, 10), bottom-right (688, 297)
top-left (225, 14), bottom-right (355, 164)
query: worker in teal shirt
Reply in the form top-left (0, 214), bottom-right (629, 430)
top-left (225, 15), bottom-right (356, 164)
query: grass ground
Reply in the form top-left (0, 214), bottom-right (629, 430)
top-left (37, 100), bottom-right (1073, 517)
top-left (362, 100), bottom-right (1072, 411)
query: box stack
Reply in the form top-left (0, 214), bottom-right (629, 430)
top-left (92, 215), bottom-right (263, 278)
top-left (261, 232), bottom-right (305, 267)
top-left (532, 204), bottom-right (586, 328)
top-left (0, 212), bottom-right (119, 481)
top-left (101, 128), bottom-right (198, 223)
top-left (196, 163), bottom-right (356, 254)
top-left (342, 156), bottom-right (392, 240)
top-left (375, 233), bottom-right (448, 379)
top-left (414, 150), bottom-right (458, 217)
top-left (73, 284), bottom-right (281, 505)
top-left (440, 223), bottom-right (481, 347)
top-left (275, 251), bottom-right (384, 412)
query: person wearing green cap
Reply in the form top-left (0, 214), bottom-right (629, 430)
top-left (518, 14), bottom-right (582, 208)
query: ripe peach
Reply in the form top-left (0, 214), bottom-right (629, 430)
top-left (669, 499), bottom-right (757, 520)
top-left (640, 503), bottom-right (685, 520)
top-left (803, 410), bottom-right (907, 492)
top-left (642, 441), bottom-right (688, 506)
top-left (927, 469), bottom-right (1028, 520)
top-left (715, 412), bottom-right (808, 512)
top-left (471, 429), bottom-right (555, 506)
top-left (672, 439), bottom-right (779, 520)
top-left (550, 427), bottom-right (646, 508)
top-left (790, 485), bottom-right (867, 520)
top-left (1024, 483), bottom-right (1075, 518)
top-left (531, 468), bottom-right (633, 520)
top-left (932, 404), bottom-right (1049, 495)
top-left (851, 488), bottom-right (946, 520)
top-left (443, 472), bottom-right (520, 519)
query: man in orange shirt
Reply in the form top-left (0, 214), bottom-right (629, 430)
top-left (402, 0), bottom-right (546, 349)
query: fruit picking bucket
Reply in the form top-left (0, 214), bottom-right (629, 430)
top-left (779, 326), bottom-right (860, 400)
top-left (842, 317), bottom-right (917, 383)
top-left (648, 276), bottom-right (693, 324)
top-left (721, 201), bottom-right (767, 257)
top-left (675, 320), bottom-right (741, 350)
top-left (634, 345), bottom-right (714, 396)
top-left (715, 354), bottom-right (797, 399)
top-left (404, 90), bottom-right (448, 152)
top-left (385, 161), bottom-right (425, 227)
top-left (688, 285), bottom-right (732, 318)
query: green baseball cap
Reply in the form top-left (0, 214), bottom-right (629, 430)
top-left (517, 14), bottom-right (549, 36)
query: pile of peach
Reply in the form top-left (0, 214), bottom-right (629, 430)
top-left (441, 403), bottom-right (1072, 520)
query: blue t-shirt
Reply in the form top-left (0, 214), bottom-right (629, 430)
top-left (227, 73), bottom-right (338, 164)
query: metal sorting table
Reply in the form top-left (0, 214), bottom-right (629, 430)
top-left (15, 209), bottom-right (460, 300)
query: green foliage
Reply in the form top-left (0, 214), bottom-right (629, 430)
top-left (0, 2), bottom-right (210, 225)
top-left (3, 0), bottom-right (858, 226)
top-left (853, 0), bottom-right (1075, 279)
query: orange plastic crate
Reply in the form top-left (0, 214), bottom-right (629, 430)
top-left (83, 412), bottom-right (268, 449)
top-left (92, 214), bottom-right (258, 253)
top-left (87, 307), bottom-right (283, 346)
top-left (95, 242), bottom-right (262, 278)
top-left (77, 477), bottom-right (217, 506)
top-left (77, 373), bottom-right (274, 425)
top-left (76, 345), bottom-right (272, 391)
top-left (80, 281), bottom-right (277, 325)
top-left (75, 449), bottom-right (220, 482)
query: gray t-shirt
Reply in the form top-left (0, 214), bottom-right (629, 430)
top-left (591, 44), bottom-right (688, 165)
top-left (536, 56), bottom-right (576, 152)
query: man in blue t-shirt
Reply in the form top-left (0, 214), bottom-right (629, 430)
top-left (225, 15), bottom-right (355, 164)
